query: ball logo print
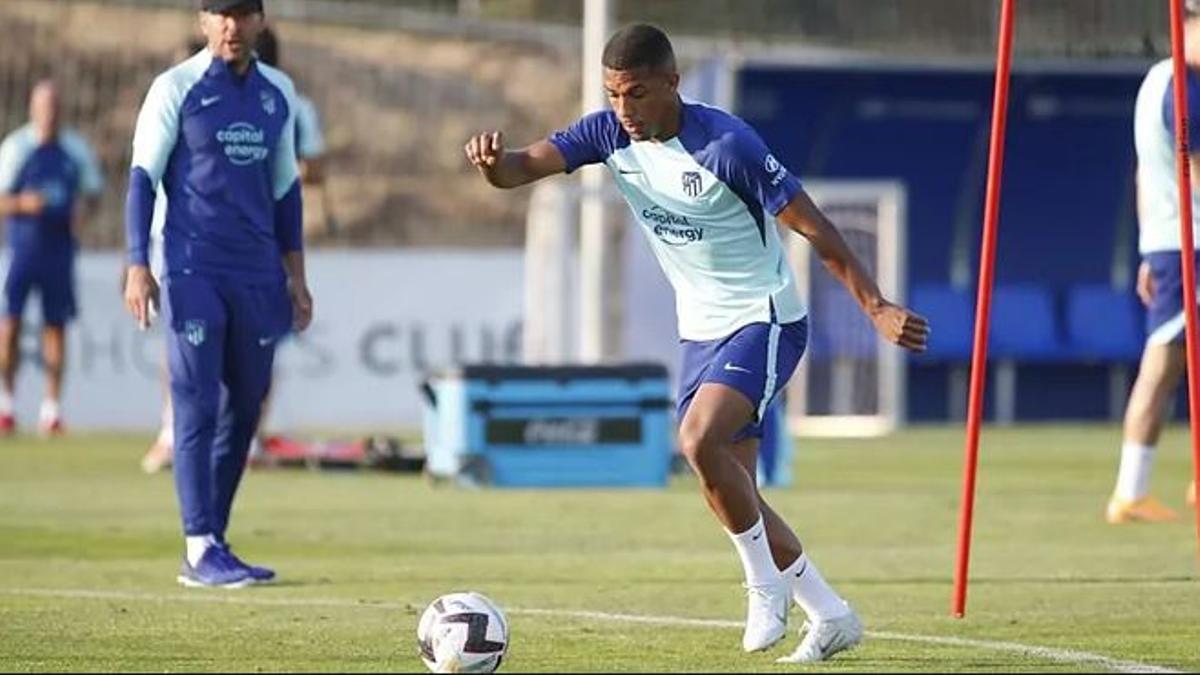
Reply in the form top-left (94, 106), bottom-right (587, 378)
top-left (417, 592), bottom-right (509, 673)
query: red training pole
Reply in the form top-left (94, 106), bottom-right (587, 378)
top-left (1167, 0), bottom-right (1200, 561)
top-left (952, 0), bottom-right (1016, 619)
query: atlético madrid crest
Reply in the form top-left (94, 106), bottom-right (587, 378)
top-left (260, 90), bottom-right (277, 116)
top-left (183, 320), bottom-right (207, 347)
top-left (681, 171), bottom-right (702, 197)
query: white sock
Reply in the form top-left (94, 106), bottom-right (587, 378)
top-left (1114, 442), bottom-right (1155, 501)
top-left (0, 390), bottom-right (13, 415)
top-left (782, 553), bottom-right (849, 621)
top-left (727, 515), bottom-right (780, 586)
top-left (39, 398), bottom-right (60, 422)
top-left (185, 534), bottom-right (217, 567)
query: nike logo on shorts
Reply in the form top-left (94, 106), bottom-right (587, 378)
top-left (724, 362), bottom-right (752, 374)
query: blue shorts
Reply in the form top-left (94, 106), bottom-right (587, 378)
top-left (4, 253), bottom-right (75, 326)
top-left (676, 319), bottom-right (808, 441)
top-left (1146, 251), bottom-right (1196, 345)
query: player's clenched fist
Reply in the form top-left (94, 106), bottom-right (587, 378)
top-left (464, 131), bottom-right (504, 170)
top-left (870, 303), bottom-right (930, 353)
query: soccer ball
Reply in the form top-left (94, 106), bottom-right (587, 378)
top-left (417, 592), bottom-right (509, 673)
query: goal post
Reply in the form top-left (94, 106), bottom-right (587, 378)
top-left (784, 180), bottom-right (908, 438)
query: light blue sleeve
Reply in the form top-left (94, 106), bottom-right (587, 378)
top-left (260, 67), bottom-right (300, 199)
top-left (62, 130), bottom-right (104, 195)
top-left (295, 95), bottom-right (325, 160)
top-left (0, 128), bottom-right (35, 194)
top-left (130, 74), bottom-right (183, 185)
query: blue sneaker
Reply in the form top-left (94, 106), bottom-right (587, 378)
top-left (219, 543), bottom-right (276, 584)
top-left (177, 545), bottom-right (254, 588)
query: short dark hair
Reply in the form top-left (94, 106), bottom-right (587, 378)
top-left (602, 24), bottom-right (675, 72)
top-left (256, 25), bottom-right (279, 67)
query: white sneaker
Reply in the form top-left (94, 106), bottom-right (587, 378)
top-left (741, 580), bottom-right (789, 652)
top-left (776, 606), bottom-right (863, 663)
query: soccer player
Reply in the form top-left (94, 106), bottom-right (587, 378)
top-left (464, 25), bottom-right (928, 663)
top-left (123, 0), bottom-right (313, 587)
top-left (0, 79), bottom-right (103, 436)
top-left (1108, 0), bottom-right (1200, 524)
top-left (1108, 0), bottom-right (1200, 523)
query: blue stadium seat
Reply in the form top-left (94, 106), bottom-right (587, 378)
top-left (909, 285), bottom-right (973, 361)
top-left (1065, 284), bottom-right (1144, 361)
top-left (989, 284), bottom-right (1062, 360)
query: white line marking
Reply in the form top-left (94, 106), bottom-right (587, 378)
top-left (0, 588), bottom-right (1181, 673)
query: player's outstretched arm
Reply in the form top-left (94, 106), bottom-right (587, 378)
top-left (778, 190), bottom-right (930, 352)
top-left (464, 131), bottom-right (567, 189)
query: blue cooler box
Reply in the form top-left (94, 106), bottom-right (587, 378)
top-left (422, 364), bottom-right (673, 487)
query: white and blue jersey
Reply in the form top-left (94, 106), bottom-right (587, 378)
top-left (549, 100), bottom-right (806, 342)
top-left (0, 125), bottom-right (102, 254)
top-left (126, 49), bottom-right (302, 283)
top-left (550, 101), bottom-right (809, 436)
top-left (1134, 59), bottom-right (1200, 255)
top-left (1134, 60), bottom-right (1200, 344)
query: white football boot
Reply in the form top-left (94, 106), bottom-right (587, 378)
top-left (776, 604), bottom-right (863, 664)
top-left (741, 580), bottom-right (790, 652)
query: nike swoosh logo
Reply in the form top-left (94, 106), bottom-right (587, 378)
top-left (751, 531), bottom-right (763, 541)
top-left (617, 168), bottom-right (642, 175)
top-left (723, 363), bottom-right (752, 374)
top-left (258, 336), bottom-right (274, 347)
top-left (201, 95), bottom-right (221, 107)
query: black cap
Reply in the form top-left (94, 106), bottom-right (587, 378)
top-left (199, 0), bottom-right (263, 13)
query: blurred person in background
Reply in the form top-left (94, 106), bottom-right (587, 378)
top-left (0, 79), bottom-right (103, 437)
top-left (123, 0), bottom-right (312, 587)
top-left (1108, 0), bottom-right (1200, 523)
top-left (465, 24), bottom-right (927, 664)
top-left (255, 26), bottom-right (330, 220)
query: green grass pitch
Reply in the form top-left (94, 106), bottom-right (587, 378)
top-left (1, 426), bottom-right (1198, 672)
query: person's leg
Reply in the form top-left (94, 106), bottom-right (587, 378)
top-left (0, 264), bottom-right (32, 432)
top-left (1109, 342), bottom-right (1185, 522)
top-left (678, 383), bottom-right (764, 532)
top-left (141, 368), bottom-right (174, 474)
top-left (728, 438), bottom-right (853, 625)
top-left (1114, 253), bottom-right (1194, 522)
top-left (163, 275), bottom-right (246, 586)
top-left (36, 256), bottom-right (76, 435)
top-left (209, 280), bottom-right (289, 580)
top-left (676, 320), bottom-right (810, 653)
top-left (38, 325), bottom-right (65, 435)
